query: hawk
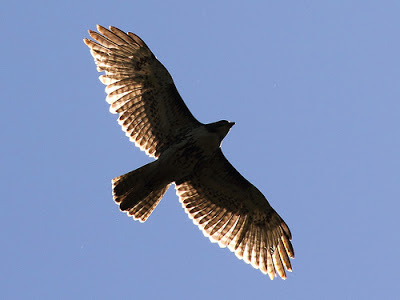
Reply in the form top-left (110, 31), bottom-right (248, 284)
top-left (84, 25), bottom-right (294, 279)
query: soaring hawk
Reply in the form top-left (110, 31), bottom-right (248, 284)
top-left (84, 25), bottom-right (294, 279)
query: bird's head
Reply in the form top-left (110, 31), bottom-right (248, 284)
top-left (206, 120), bottom-right (235, 144)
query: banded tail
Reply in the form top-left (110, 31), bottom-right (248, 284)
top-left (112, 161), bottom-right (171, 222)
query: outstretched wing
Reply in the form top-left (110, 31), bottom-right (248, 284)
top-left (175, 150), bottom-right (294, 279)
top-left (84, 25), bottom-right (201, 158)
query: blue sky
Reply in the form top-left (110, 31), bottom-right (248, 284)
top-left (2, 1), bottom-right (399, 299)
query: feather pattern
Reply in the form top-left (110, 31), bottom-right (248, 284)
top-left (176, 149), bottom-right (294, 279)
top-left (84, 25), bottom-right (200, 158)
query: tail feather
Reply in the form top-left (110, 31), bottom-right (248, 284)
top-left (112, 162), bottom-right (171, 222)
top-left (128, 184), bottom-right (171, 221)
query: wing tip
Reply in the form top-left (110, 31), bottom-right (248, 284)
top-left (96, 24), bottom-right (104, 31)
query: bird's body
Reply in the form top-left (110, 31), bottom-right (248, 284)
top-left (84, 25), bottom-right (294, 279)
top-left (157, 121), bottom-right (233, 179)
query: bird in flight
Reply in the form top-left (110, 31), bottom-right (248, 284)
top-left (84, 25), bottom-right (294, 279)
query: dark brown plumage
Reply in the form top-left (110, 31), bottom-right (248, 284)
top-left (84, 25), bottom-right (294, 279)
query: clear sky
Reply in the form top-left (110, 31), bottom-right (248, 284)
top-left (2, 1), bottom-right (399, 299)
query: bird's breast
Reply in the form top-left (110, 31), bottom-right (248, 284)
top-left (190, 126), bottom-right (220, 153)
top-left (157, 127), bottom-right (221, 181)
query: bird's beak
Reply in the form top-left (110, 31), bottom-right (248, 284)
top-left (229, 122), bottom-right (235, 128)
